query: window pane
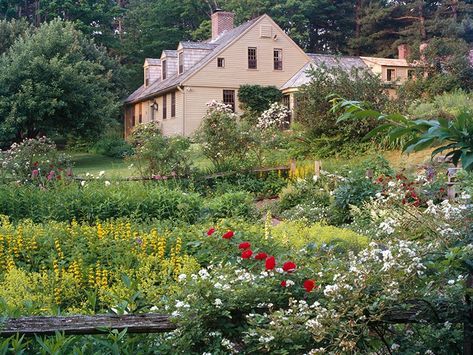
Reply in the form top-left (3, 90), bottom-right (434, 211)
top-left (171, 92), bottom-right (176, 117)
top-left (163, 94), bottom-right (167, 119)
top-left (274, 49), bottom-right (282, 70)
top-left (217, 58), bottom-right (225, 68)
top-left (223, 90), bottom-right (235, 112)
top-left (248, 47), bottom-right (257, 69)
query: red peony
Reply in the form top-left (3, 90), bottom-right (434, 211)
top-left (239, 242), bottom-right (251, 250)
top-left (222, 230), bottom-right (234, 239)
top-left (255, 252), bottom-right (268, 260)
top-left (207, 228), bottom-right (215, 236)
top-left (241, 249), bottom-right (253, 259)
top-left (265, 256), bottom-right (276, 270)
top-left (282, 261), bottom-right (297, 273)
top-left (280, 280), bottom-right (287, 287)
top-left (303, 279), bottom-right (316, 292)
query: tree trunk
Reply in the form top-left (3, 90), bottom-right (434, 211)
top-left (417, 0), bottom-right (427, 40)
top-left (354, 0), bottom-right (362, 55)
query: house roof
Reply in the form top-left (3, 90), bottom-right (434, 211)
top-left (124, 15), bottom-right (264, 104)
top-left (360, 56), bottom-right (410, 67)
top-left (162, 50), bottom-right (177, 58)
top-left (144, 58), bottom-right (161, 65)
top-left (180, 41), bottom-right (218, 50)
top-left (281, 54), bottom-right (368, 90)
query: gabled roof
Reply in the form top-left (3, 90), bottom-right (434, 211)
top-left (124, 15), bottom-right (264, 104)
top-left (162, 50), bottom-right (177, 58)
top-left (281, 54), bottom-right (368, 90)
top-left (180, 41), bottom-right (218, 50)
top-left (360, 56), bottom-right (410, 67)
top-left (144, 58), bottom-right (161, 65)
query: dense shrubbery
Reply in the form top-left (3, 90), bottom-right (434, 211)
top-left (408, 89), bottom-right (473, 119)
top-left (294, 66), bottom-right (389, 157)
top-left (0, 183), bottom-right (260, 223)
top-left (238, 85), bottom-right (283, 114)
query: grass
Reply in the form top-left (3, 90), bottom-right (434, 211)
top-left (70, 152), bottom-right (131, 178)
top-left (70, 146), bottom-right (435, 180)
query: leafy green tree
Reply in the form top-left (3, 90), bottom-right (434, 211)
top-left (238, 85), bottom-right (282, 114)
top-left (0, 19), bottom-right (122, 146)
top-left (0, 18), bottom-right (30, 55)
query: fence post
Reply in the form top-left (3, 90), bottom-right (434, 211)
top-left (314, 160), bottom-right (321, 178)
top-left (290, 159), bottom-right (296, 179)
top-left (447, 168), bottom-right (460, 201)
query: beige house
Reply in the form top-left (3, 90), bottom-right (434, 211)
top-left (124, 12), bottom-right (415, 137)
top-left (124, 11), bottom-right (310, 137)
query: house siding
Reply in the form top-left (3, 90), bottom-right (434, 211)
top-left (185, 17), bottom-right (309, 89)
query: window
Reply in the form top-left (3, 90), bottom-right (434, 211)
top-left (386, 68), bottom-right (396, 82)
top-left (408, 69), bottom-right (415, 79)
top-left (178, 52), bottom-right (184, 74)
top-left (150, 102), bottom-right (155, 121)
top-left (217, 58), bottom-right (225, 68)
top-left (139, 103), bottom-right (142, 124)
top-left (223, 90), bottom-right (235, 112)
top-left (274, 49), bottom-right (282, 70)
top-left (171, 92), bottom-right (176, 118)
top-left (162, 59), bottom-right (167, 80)
top-left (132, 115), bottom-right (135, 127)
top-left (162, 94), bottom-right (167, 119)
top-left (248, 47), bottom-right (257, 69)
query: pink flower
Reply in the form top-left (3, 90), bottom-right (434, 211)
top-left (31, 169), bottom-right (39, 178)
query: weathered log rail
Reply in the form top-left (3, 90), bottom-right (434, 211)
top-left (0, 314), bottom-right (175, 336)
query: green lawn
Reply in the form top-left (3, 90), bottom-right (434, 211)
top-left (70, 152), bottom-right (132, 178)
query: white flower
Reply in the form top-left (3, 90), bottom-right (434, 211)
top-left (391, 343), bottom-right (400, 351)
top-left (178, 274), bottom-right (187, 282)
top-left (214, 298), bottom-right (223, 308)
top-left (448, 279), bottom-right (455, 285)
top-left (99, 170), bottom-right (105, 177)
top-left (80, 180), bottom-right (86, 187)
top-left (104, 180), bottom-right (111, 186)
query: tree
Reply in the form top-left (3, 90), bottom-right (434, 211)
top-left (0, 18), bottom-right (30, 55)
top-left (0, 19), bottom-right (122, 146)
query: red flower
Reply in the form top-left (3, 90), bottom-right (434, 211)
top-left (282, 261), bottom-right (297, 273)
top-left (280, 280), bottom-right (287, 287)
top-left (255, 252), bottom-right (268, 260)
top-left (239, 242), bottom-right (251, 250)
top-left (265, 256), bottom-right (276, 270)
top-left (241, 249), bottom-right (253, 259)
top-left (222, 230), bottom-right (234, 239)
top-left (33, 161), bottom-right (39, 167)
top-left (207, 228), bottom-right (215, 236)
top-left (303, 279), bottom-right (316, 292)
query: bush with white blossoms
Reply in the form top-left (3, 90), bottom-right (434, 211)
top-left (257, 102), bottom-right (290, 130)
top-left (0, 136), bottom-right (73, 184)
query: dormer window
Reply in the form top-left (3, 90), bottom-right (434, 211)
top-left (178, 52), bottom-right (184, 74)
top-left (217, 58), bottom-right (225, 68)
top-left (162, 59), bottom-right (167, 80)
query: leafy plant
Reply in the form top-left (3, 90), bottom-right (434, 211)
top-left (332, 97), bottom-right (473, 170)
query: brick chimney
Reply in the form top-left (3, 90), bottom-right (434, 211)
top-left (398, 44), bottom-right (410, 59)
top-left (211, 9), bottom-right (234, 40)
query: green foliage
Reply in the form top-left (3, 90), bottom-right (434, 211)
top-left (91, 126), bottom-right (133, 159)
top-left (238, 85), bottom-right (283, 114)
top-left (129, 122), bottom-right (191, 177)
top-left (0, 19), bottom-right (123, 146)
top-left (333, 97), bottom-right (473, 171)
top-left (409, 90), bottom-right (473, 119)
top-left (205, 191), bottom-right (258, 220)
top-left (0, 137), bottom-right (73, 183)
top-left (294, 65), bottom-right (389, 156)
top-left (0, 18), bottom-right (30, 55)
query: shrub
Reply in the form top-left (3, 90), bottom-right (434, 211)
top-left (91, 127), bottom-right (133, 159)
top-left (129, 122), bottom-right (191, 177)
top-left (238, 85), bottom-right (283, 114)
top-left (0, 137), bottom-right (72, 184)
top-left (294, 65), bottom-right (389, 155)
top-left (408, 89), bottom-right (473, 119)
top-left (205, 191), bottom-right (258, 220)
top-left (195, 101), bottom-right (248, 170)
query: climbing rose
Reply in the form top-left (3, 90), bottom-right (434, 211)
top-left (255, 252), bottom-right (268, 260)
top-left (207, 228), bottom-right (215, 236)
top-left (222, 231), bottom-right (234, 239)
top-left (265, 256), bottom-right (276, 270)
top-left (282, 261), bottom-right (297, 273)
top-left (303, 279), bottom-right (316, 292)
top-left (280, 280), bottom-right (287, 287)
top-left (239, 242), bottom-right (251, 250)
top-left (241, 249), bottom-right (253, 259)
